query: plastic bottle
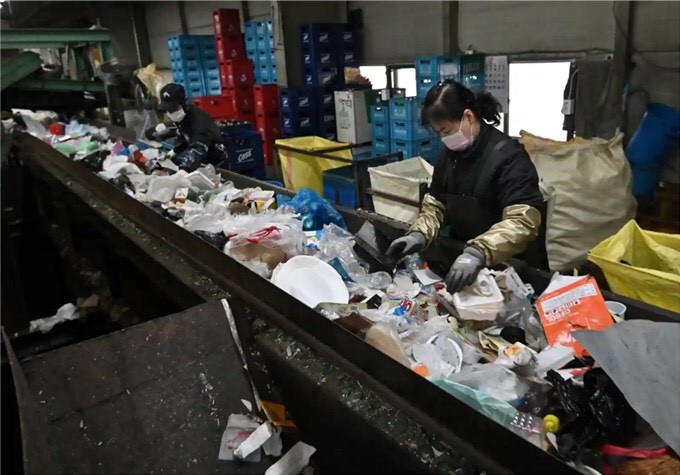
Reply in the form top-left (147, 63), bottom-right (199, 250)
top-left (406, 254), bottom-right (424, 278)
top-left (510, 411), bottom-right (546, 448)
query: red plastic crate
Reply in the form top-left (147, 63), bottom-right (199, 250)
top-left (219, 60), bottom-right (254, 89)
top-left (235, 110), bottom-right (256, 125)
top-left (255, 112), bottom-right (281, 138)
top-left (213, 9), bottom-right (241, 37)
top-left (223, 86), bottom-right (254, 114)
top-left (216, 35), bottom-right (245, 63)
top-left (254, 84), bottom-right (280, 116)
top-left (192, 95), bottom-right (234, 120)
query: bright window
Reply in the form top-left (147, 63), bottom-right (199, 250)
top-left (508, 62), bottom-right (571, 140)
top-left (394, 67), bottom-right (416, 97)
top-left (359, 65), bottom-right (387, 90)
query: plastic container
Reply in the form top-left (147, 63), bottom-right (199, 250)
top-left (216, 36), bottom-right (245, 62)
top-left (300, 24), bottom-right (336, 51)
top-left (254, 84), bottom-right (280, 115)
top-left (303, 49), bottom-right (338, 68)
top-left (303, 66), bottom-right (340, 88)
top-left (417, 78), bottom-right (436, 99)
top-left (219, 59), bottom-right (254, 88)
top-left (339, 49), bottom-right (359, 67)
top-left (279, 88), bottom-right (313, 114)
top-left (625, 103), bottom-right (680, 196)
top-left (282, 114), bottom-right (313, 135)
top-left (213, 9), bottom-right (241, 37)
top-left (371, 120), bottom-right (390, 140)
top-left (371, 104), bottom-right (390, 123)
top-left (452, 269), bottom-right (504, 321)
top-left (389, 97), bottom-right (422, 122)
top-left (323, 165), bottom-right (356, 208)
top-left (391, 120), bottom-right (432, 141)
top-left (222, 130), bottom-right (265, 179)
top-left (415, 56), bottom-right (451, 78)
top-left (368, 158), bottom-right (434, 224)
top-left (372, 137), bottom-right (390, 156)
top-left (605, 301), bottom-right (627, 319)
top-left (391, 137), bottom-right (436, 161)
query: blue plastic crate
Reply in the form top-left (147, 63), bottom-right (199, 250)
top-left (180, 81), bottom-right (205, 100)
top-left (280, 88), bottom-right (313, 114)
top-left (390, 120), bottom-right (431, 141)
top-left (204, 77), bottom-right (222, 94)
top-left (171, 56), bottom-right (201, 70)
top-left (339, 49), bottom-right (359, 67)
top-left (168, 35), bottom-right (200, 49)
top-left (203, 67), bottom-right (220, 81)
top-left (245, 36), bottom-right (257, 53)
top-left (303, 66), bottom-right (340, 88)
top-left (300, 24), bottom-right (336, 50)
top-left (417, 78), bottom-right (436, 99)
top-left (335, 24), bottom-right (357, 48)
top-left (302, 49), bottom-right (338, 68)
top-left (245, 22), bottom-right (258, 38)
top-left (415, 56), bottom-right (451, 78)
top-left (265, 50), bottom-right (276, 67)
top-left (282, 113), bottom-right (313, 135)
top-left (171, 66), bottom-right (202, 82)
top-left (257, 35), bottom-right (274, 51)
top-left (391, 137), bottom-right (436, 160)
top-left (256, 20), bottom-right (273, 37)
top-left (389, 97), bottom-right (422, 122)
top-left (371, 120), bottom-right (390, 140)
top-left (370, 104), bottom-right (390, 123)
top-left (323, 166), bottom-right (356, 208)
top-left (218, 121), bottom-right (253, 137)
top-left (372, 137), bottom-right (390, 156)
top-left (224, 130), bottom-right (265, 179)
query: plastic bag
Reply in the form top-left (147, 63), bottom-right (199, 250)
top-left (495, 293), bottom-right (548, 352)
top-left (433, 379), bottom-right (518, 427)
top-left (364, 323), bottom-right (410, 366)
top-left (146, 172), bottom-right (192, 203)
top-left (448, 364), bottom-right (530, 403)
top-left (278, 188), bottom-right (346, 230)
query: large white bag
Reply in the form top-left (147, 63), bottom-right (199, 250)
top-left (520, 131), bottom-right (637, 272)
top-left (368, 158), bottom-right (434, 224)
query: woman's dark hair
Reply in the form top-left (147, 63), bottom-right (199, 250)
top-left (421, 80), bottom-right (501, 127)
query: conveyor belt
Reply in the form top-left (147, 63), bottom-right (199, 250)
top-left (13, 130), bottom-right (678, 473)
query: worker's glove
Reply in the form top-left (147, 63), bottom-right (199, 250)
top-left (445, 246), bottom-right (486, 294)
top-left (386, 232), bottom-right (426, 260)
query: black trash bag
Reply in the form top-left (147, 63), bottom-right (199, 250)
top-left (545, 368), bottom-right (636, 463)
top-left (81, 150), bottom-right (111, 172)
top-left (194, 230), bottom-right (228, 250)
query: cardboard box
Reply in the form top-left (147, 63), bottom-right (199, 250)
top-left (334, 90), bottom-right (379, 144)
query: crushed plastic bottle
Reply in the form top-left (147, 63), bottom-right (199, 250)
top-left (510, 411), bottom-right (546, 448)
top-left (406, 254), bottom-right (424, 278)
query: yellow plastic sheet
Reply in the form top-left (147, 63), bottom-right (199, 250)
top-left (588, 220), bottom-right (680, 312)
top-left (275, 136), bottom-right (352, 194)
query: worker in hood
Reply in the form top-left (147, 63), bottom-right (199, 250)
top-left (387, 80), bottom-right (547, 293)
top-left (146, 83), bottom-right (226, 171)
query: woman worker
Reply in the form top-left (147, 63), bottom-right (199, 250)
top-left (387, 80), bottom-right (547, 293)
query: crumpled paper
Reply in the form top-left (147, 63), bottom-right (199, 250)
top-left (29, 303), bottom-right (79, 333)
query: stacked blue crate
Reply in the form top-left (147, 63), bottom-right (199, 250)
top-left (279, 88), bottom-right (314, 137)
top-left (389, 97), bottom-right (437, 163)
top-left (414, 55), bottom-right (460, 99)
top-left (300, 24), bottom-right (343, 89)
top-left (168, 35), bottom-right (222, 99)
top-left (371, 103), bottom-right (390, 156)
top-left (245, 19), bottom-right (276, 84)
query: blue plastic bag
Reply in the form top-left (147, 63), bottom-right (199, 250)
top-left (278, 188), bottom-right (346, 231)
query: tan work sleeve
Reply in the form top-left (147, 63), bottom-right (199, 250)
top-left (467, 204), bottom-right (541, 266)
top-left (409, 193), bottom-right (446, 247)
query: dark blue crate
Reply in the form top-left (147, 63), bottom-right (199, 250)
top-left (312, 88), bottom-right (334, 109)
top-left (391, 120), bottom-right (432, 141)
top-left (224, 130), bottom-right (265, 179)
top-left (390, 97), bottom-right (422, 122)
top-left (281, 112), bottom-right (313, 135)
top-left (372, 137), bottom-right (390, 156)
top-left (256, 20), bottom-right (272, 37)
top-left (371, 120), bottom-right (390, 140)
top-left (415, 56), bottom-right (452, 78)
top-left (245, 22), bottom-right (257, 38)
top-left (279, 88), bottom-right (313, 114)
top-left (314, 107), bottom-right (336, 129)
top-left (219, 121), bottom-right (253, 137)
top-left (300, 24), bottom-right (336, 50)
top-left (391, 137), bottom-right (436, 161)
top-left (302, 48), bottom-right (338, 68)
top-left (371, 104), bottom-right (389, 123)
top-left (335, 24), bottom-right (357, 48)
top-left (323, 166), bottom-right (356, 208)
top-left (338, 49), bottom-right (359, 67)
top-left (303, 66), bottom-right (340, 88)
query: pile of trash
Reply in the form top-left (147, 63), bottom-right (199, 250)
top-left (12, 115), bottom-right (680, 473)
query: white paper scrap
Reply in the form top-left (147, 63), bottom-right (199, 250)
top-left (263, 427), bottom-right (283, 457)
top-left (234, 421), bottom-right (274, 460)
top-left (241, 399), bottom-right (253, 412)
top-left (413, 268), bottom-right (443, 286)
top-left (264, 442), bottom-right (317, 475)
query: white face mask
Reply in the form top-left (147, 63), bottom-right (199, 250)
top-left (441, 115), bottom-right (475, 151)
top-left (167, 108), bottom-right (186, 123)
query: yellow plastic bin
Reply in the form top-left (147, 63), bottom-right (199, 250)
top-left (588, 220), bottom-right (680, 312)
top-left (275, 136), bottom-right (353, 194)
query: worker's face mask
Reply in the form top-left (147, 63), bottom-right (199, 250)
top-left (441, 114), bottom-right (474, 151)
top-left (167, 107), bottom-right (186, 123)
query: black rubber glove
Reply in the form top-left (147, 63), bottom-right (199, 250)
top-left (445, 246), bottom-right (486, 293)
top-left (386, 232), bottom-right (427, 260)
top-left (172, 142), bottom-right (208, 172)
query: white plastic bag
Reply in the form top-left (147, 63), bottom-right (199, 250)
top-left (520, 131), bottom-right (637, 272)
